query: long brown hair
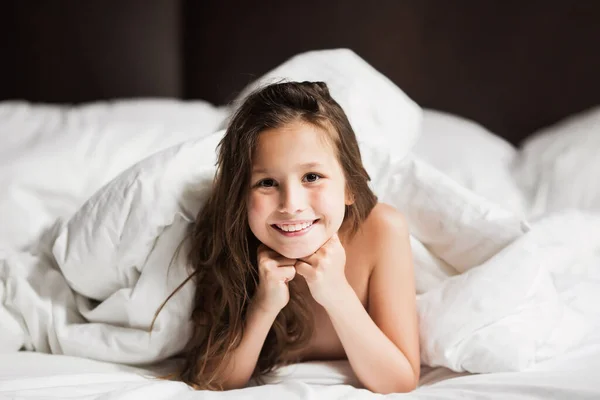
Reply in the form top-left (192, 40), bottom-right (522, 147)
top-left (160, 81), bottom-right (377, 390)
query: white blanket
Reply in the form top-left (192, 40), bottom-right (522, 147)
top-left (1, 50), bottom-right (598, 381)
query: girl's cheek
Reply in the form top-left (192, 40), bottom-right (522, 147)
top-left (247, 195), bottom-right (261, 223)
top-left (311, 185), bottom-right (345, 212)
top-left (309, 187), bottom-right (327, 207)
top-left (248, 193), bottom-right (273, 219)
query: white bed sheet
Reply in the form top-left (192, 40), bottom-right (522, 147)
top-left (2, 333), bottom-right (599, 400)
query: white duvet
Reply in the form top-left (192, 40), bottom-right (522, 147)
top-left (1, 49), bottom-right (600, 398)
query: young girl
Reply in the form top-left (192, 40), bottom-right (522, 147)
top-left (171, 81), bottom-right (419, 393)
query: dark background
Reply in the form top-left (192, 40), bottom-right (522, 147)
top-left (1, 0), bottom-right (599, 145)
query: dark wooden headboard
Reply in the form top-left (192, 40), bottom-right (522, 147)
top-left (2, 0), bottom-right (599, 146)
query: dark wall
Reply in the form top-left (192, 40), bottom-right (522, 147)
top-left (1, 0), bottom-right (599, 145)
top-left (184, 0), bottom-right (600, 140)
top-left (0, 0), bottom-right (182, 102)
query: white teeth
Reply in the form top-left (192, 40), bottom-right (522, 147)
top-left (276, 221), bottom-right (314, 232)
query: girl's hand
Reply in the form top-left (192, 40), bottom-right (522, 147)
top-left (252, 244), bottom-right (297, 315)
top-left (295, 233), bottom-right (349, 308)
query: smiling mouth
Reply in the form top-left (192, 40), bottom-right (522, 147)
top-left (272, 219), bottom-right (319, 234)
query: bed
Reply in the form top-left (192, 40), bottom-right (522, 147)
top-left (2, 2), bottom-right (600, 399)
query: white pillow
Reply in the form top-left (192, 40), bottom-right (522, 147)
top-left (0, 100), bottom-right (227, 252)
top-left (413, 109), bottom-right (526, 216)
top-left (379, 156), bottom-right (528, 273)
top-left (513, 106), bottom-right (600, 218)
top-left (232, 48), bottom-right (422, 163)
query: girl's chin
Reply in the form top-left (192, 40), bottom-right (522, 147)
top-left (277, 250), bottom-right (313, 260)
top-left (275, 244), bottom-right (321, 260)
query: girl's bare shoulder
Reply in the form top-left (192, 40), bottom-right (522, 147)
top-left (362, 202), bottom-right (408, 238)
top-left (345, 203), bottom-right (409, 270)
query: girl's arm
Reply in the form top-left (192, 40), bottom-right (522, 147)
top-left (220, 245), bottom-right (296, 390)
top-left (324, 208), bottom-right (420, 394)
top-left (220, 304), bottom-right (278, 390)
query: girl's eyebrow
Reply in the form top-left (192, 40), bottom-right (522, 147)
top-left (299, 162), bottom-right (325, 169)
top-left (252, 162), bottom-right (325, 175)
top-left (252, 166), bottom-right (268, 174)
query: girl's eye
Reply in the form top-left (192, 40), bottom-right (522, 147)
top-left (303, 173), bottom-right (321, 183)
top-left (257, 179), bottom-right (276, 188)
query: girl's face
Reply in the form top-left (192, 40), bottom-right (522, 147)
top-left (248, 121), bottom-right (350, 259)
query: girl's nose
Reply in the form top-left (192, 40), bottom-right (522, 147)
top-left (278, 183), bottom-right (307, 214)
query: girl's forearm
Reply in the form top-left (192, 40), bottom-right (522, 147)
top-left (324, 284), bottom-right (418, 394)
top-left (221, 305), bottom-right (278, 390)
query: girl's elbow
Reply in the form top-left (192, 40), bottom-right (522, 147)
top-left (366, 372), bottom-right (418, 394)
top-left (371, 382), bottom-right (417, 395)
top-left (400, 376), bottom-right (419, 393)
